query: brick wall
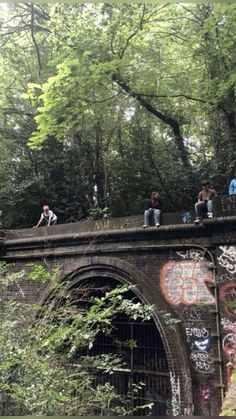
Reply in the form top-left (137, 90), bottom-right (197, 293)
top-left (1, 214), bottom-right (236, 416)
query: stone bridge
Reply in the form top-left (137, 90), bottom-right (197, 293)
top-left (1, 195), bottom-right (236, 416)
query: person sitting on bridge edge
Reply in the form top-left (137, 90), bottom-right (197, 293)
top-left (194, 181), bottom-right (217, 224)
top-left (229, 171), bottom-right (236, 195)
top-left (34, 205), bottom-right (57, 227)
top-left (143, 191), bottom-right (163, 228)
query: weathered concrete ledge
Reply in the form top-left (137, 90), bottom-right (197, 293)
top-left (1, 214), bottom-right (236, 260)
top-left (2, 212), bottom-right (189, 240)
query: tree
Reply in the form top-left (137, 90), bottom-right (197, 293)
top-left (0, 3), bottom-right (236, 227)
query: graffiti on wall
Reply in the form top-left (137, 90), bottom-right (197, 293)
top-left (219, 282), bottom-right (236, 319)
top-left (194, 376), bottom-right (217, 416)
top-left (218, 246), bottom-right (236, 275)
top-left (220, 194), bottom-right (236, 213)
top-left (190, 351), bottom-right (214, 374)
top-left (216, 272), bottom-right (235, 285)
top-left (217, 246), bottom-right (236, 387)
top-left (181, 368), bottom-right (192, 413)
top-left (186, 328), bottom-right (211, 352)
top-left (177, 249), bottom-right (205, 261)
top-left (221, 318), bottom-right (236, 333)
top-left (161, 261), bottom-right (215, 305)
top-left (167, 372), bottom-right (181, 416)
top-left (222, 333), bottom-right (236, 360)
top-left (179, 306), bottom-right (206, 326)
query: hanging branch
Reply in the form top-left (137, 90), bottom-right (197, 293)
top-left (113, 73), bottom-right (192, 173)
top-left (30, 4), bottom-right (42, 76)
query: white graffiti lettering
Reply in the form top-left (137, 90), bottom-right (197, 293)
top-left (177, 249), bottom-right (205, 261)
top-left (179, 306), bottom-right (205, 326)
top-left (186, 327), bottom-right (209, 339)
top-left (169, 372), bottom-right (181, 416)
top-left (218, 246), bottom-right (236, 274)
top-left (181, 368), bottom-right (193, 411)
top-left (221, 318), bottom-right (236, 333)
top-left (190, 351), bottom-right (214, 373)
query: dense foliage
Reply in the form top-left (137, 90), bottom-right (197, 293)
top-left (0, 262), bottom-right (155, 415)
top-left (0, 3), bottom-right (236, 227)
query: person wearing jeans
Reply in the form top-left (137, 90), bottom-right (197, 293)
top-left (143, 192), bottom-right (163, 228)
top-left (194, 181), bottom-right (216, 224)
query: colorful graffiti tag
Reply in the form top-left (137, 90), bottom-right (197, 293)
top-left (217, 247), bottom-right (236, 387)
top-left (161, 261), bottom-right (215, 305)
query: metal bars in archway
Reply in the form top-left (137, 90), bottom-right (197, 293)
top-left (70, 277), bottom-right (171, 416)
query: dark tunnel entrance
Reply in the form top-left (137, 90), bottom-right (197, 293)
top-left (68, 276), bottom-right (171, 416)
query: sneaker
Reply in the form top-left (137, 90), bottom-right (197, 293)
top-left (207, 212), bottom-right (213, 219)
top-left (194, 218), bottom-right (200, 224)
top-left (143, 224), bottom-right (148, 228)
top-left (156, 223), bottom-right (160, 227)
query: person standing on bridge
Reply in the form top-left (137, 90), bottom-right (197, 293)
top-left (34, 205), bottom-right (57, 227)
top-left (194, 181), bottom-right (217, 224)
top-left (229, 171), bottom-right (236, 195)
top-left (143, 191), bottom-right (163, 228)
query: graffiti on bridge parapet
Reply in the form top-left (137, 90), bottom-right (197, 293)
top-left (220, 194), bottom-right (236, 213)
top-left (160, 260), bottom-right (215, 305)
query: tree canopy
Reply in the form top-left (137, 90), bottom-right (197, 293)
top-left (0, 3), bottom-right (235, 227)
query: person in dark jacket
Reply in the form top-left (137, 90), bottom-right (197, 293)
top-left (143, 192), bottom-right (163, 228)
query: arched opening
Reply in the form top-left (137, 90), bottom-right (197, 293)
top-left (66, 275), bottom-right (171, 416)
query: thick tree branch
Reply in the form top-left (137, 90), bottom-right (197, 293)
top-left (136, 93), bottom-right (208, 103)
top-left (113, 73), bottom-right (192, 172)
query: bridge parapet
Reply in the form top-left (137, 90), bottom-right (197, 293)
top-left (2, 195), bottom-right (236, 242)
top-left (1, 195), bottom-right (236, 416)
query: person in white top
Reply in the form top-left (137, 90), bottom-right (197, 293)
top-left (34, 205), bottom-right (57, 227)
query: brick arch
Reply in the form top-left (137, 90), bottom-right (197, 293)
top-left (45, 255), bottom-right (193, 415)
